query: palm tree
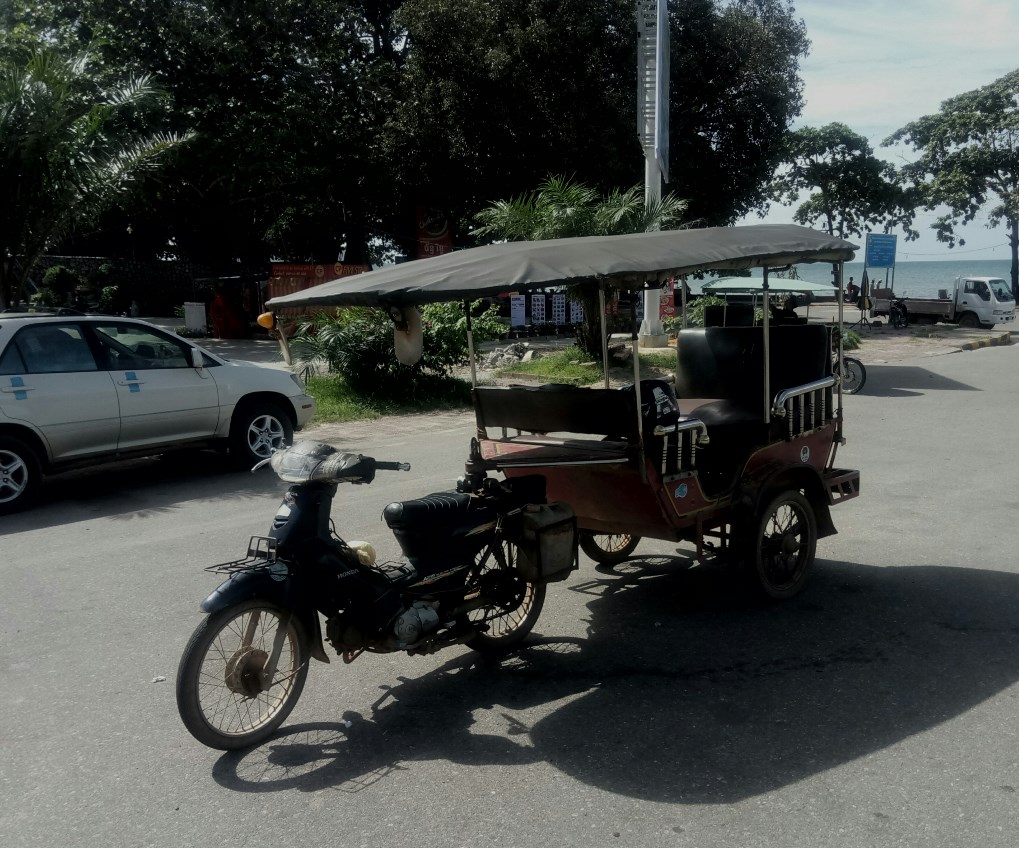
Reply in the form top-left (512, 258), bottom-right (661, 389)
top-left (472, 176), bottom-right (687, 355)
top-left (0, 49), bottom-right (193, 308)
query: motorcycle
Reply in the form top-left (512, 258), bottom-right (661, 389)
top-left (176, 440), bottom-right (577, 750)
top-left (889, 297), bottom-right (909, 329)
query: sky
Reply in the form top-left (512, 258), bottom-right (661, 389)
top-left (740, 0), bottom-right (1019, 262)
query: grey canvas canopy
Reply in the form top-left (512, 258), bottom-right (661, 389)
top-left (266, 224), bottom-right (857, 309)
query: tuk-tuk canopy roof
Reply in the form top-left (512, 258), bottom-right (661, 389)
top-left (266, 224), bottom-right (857, 309)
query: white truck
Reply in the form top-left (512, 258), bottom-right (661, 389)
top-left (871, 276), bottom-right (1016, 329)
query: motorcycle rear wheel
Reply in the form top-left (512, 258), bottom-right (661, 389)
top-left (176, 600), bottom-right (309, 750)
top-left (466, 539), bottom-right (546, 653)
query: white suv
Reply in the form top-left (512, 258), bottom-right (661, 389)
top-left (0, 314), bottom-right (315, 512)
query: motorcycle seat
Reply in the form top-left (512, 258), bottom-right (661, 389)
top-left (383, 491), bottom-right (497, 530)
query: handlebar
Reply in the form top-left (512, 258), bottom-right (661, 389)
top-left (374, 460), bottom-right (412, 472)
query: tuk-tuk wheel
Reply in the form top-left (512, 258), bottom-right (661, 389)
top-left (579, 532), bottom-right (641, 565)
top-left (744, 490), bottom-right (816, 600)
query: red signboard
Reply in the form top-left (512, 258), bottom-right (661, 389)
top-left (417, 206), bottom-right (452, 258)
top-left (267, 263), bottom-right (370, 317)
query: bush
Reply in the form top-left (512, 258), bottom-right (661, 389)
top-left (40, 265), bottom-right (83, 301)
top-left (291, 300), bottom-right (504, 397)
top-left (685, 294), bottom-right (728, 327)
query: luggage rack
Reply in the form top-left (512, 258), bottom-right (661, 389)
top-left (205, 535), bottom-right (279, 574)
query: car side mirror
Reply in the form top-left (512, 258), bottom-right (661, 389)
top-left (190, 347), bottom-right (204, 369)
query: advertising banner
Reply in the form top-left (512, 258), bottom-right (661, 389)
top-left (510, 295), bottom-right (526, 327)
top-left (531, 293), bottom-right (546, 324)
top-left (552, 293), bottom-right (567, 325)
top-left (416, 206), bottom-right (453, 258)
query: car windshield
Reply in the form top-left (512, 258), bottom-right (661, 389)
top-left (988, 279), bottom-right (1013, 303)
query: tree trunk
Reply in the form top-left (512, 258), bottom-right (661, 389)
top-left (1010, 217), bottom-right (1018, 303)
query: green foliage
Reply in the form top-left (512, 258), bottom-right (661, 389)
top-left (472, 176), bottom-right (687, 357)
top-left (0, 47), bottom-right (192, 306)
top-left (771, 123), bottom-right (917, 241)
top-left (97, 285), bottom-right (119, 313)
top-left (9, 0), bottom-right (811, 269)
top-left (41, 265), bottom-right (82, 297)
top-left (843, 329), bottom-right (861, 351)
top-left (418, 300), bottom-right (506, 373)
top-left (291, 300), bottom-right (503, 396)
top-left (886, 68), bottom-right (1019, 298)
top-left (685, 294), bottom-right (728, 327)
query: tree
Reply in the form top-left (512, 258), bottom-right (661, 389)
top-left (385, 0), bottom-right (810, 246)
top-left (886, 69), bottom-right (1019, 299)
top-left (0, 49), bottom-right (191, 308)
top-left (769, 122), bottom-right (917, 285)
top-left (7, 1), bottom-right (811, 272)
top-left (472, 176), bottom-right (687, 355)
top-left (668, 0), bottom-right (810, 226)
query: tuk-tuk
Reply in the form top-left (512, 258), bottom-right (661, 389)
top-left (267, 224), bottom-right (860, 600)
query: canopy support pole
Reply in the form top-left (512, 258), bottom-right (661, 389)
top-left (464, 300), bottom-right (477, 387)
top-left (836, 260), bottom-right (845, 447)
top-left (600, 286), bottom-right (610, 389)
top-left (762, 267), bottom-right (771, 424)
top-left (632, 287), bottom-right (646, 482)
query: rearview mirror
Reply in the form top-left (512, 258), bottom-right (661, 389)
top-left (190, 347), bottom-right (204, 369)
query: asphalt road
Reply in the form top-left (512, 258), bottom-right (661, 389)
top-left (2, 344), bottom-right (1018, 848)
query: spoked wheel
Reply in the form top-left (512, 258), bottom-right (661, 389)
top-left (743, 490), bottom-right (817, 600)
top-left (579, 531), bottom-right (641, 565)
top-left (466, 539), bottom-right (546, 653)
top-left (176, 600), bottom-right (309, 750)
top-left (841, 356), bottom-right (867, 395)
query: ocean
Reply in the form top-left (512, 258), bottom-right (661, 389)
top-left (693, 259), bottom-right (1014, 300)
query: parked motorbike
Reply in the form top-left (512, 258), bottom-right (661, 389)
top-left (176, 440), bottom-right (577, 750)
top-left (889, 297), bottom-right (909, 329)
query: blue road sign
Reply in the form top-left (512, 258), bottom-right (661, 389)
top-left (866, 234), bottom-right (897, 268)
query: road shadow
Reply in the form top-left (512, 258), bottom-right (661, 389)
top-left (851, 363), bottom-right (978, 398)
top-left (211, 556), bottom-right (1019, 803)
top-left (0, 450), bottom-right (282, 532)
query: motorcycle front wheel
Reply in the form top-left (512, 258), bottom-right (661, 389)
top-left (176, 600), bottom-right (309, 750)
top-left (466, 539), bottom-right (546, 653)
top-left (841, 356), bottom-right (867, 395)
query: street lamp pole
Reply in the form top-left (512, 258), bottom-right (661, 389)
top-left (637, 0), bottom-right (669, 348)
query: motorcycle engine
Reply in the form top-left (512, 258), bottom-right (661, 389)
top-left (393, 601), bottom-right (441, 645)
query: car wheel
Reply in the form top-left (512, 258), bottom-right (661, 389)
top-left (229, 401), bottom-right (293, 469)
top-left (958, 313), bottom-right (979, 329)
top-left (0, 435), bottom-right (42, 514)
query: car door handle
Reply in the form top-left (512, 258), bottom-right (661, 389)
top-left (117, 380), bottom-right (145, 386)
top-left (1, 385), bottom-right (33, 392)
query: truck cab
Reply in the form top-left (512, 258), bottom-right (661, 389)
top-left (954, 276), bottom-right (1015, 328)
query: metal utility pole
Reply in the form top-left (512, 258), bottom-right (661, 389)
top-left (636, 0), bottom-right (670, 348)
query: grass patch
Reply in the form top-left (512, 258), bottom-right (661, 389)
top-left (305, 374), bottom-right (472, 424)
top-left (496, 346), bottom-right (602, 385)
top-left (639, 350), bottom-right (676, 370)
top-left (495, 345), bottom-right (676, 385)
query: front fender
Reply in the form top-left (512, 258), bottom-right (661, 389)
top-left (201, 571), bottom-right (330, 663)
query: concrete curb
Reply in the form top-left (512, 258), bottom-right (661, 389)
top-left (961, 331), bottom-right (1012, 351)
